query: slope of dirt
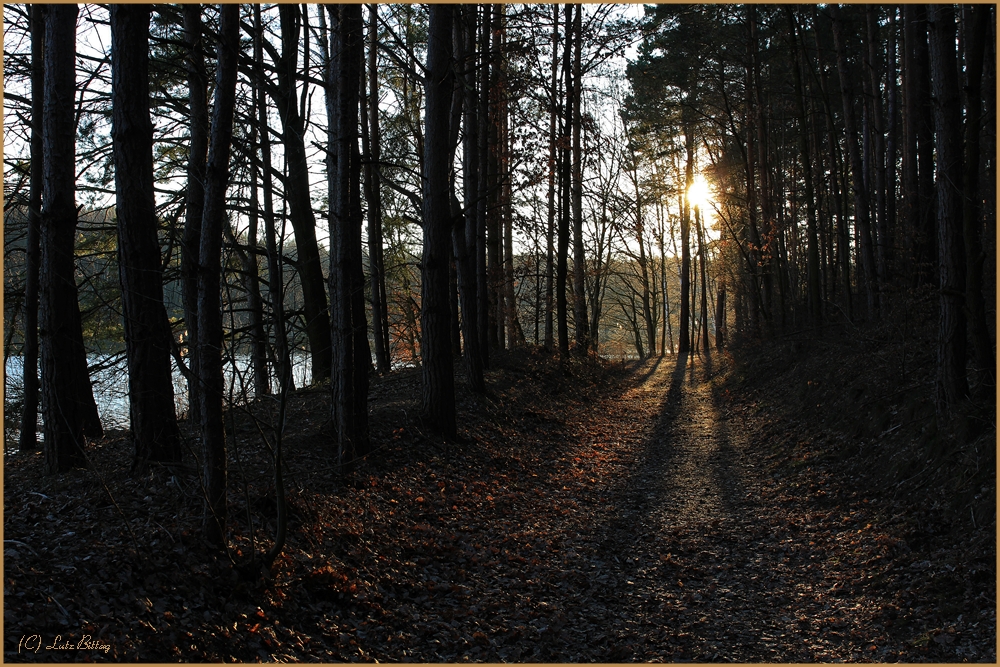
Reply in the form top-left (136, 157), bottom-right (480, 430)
top-left (4, 342), bottom-right (995, 661)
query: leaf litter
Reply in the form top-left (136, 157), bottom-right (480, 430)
top-left (4, 344), bottom-right (994, 661)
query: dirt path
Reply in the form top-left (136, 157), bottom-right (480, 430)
top-left (531, 355), bottom-right (971, 662)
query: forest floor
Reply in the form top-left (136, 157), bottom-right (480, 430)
top-left (4, 316), bottom-right (996, 661)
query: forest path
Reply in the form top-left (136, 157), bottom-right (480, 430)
top-left (553, 354), bottom-right (894, 661)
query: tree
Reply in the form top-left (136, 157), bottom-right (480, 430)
top-left (327, 4), bottom-right (371, 463)
top-left (110, 3), bottom-right (181, 466)
top-left (360, 4), bottom-right (391, 376)
top-left (455, 4), bottom-right (486, 393)
top-left (39, 3), bottom-right (104, 474)
top-left (19, 4), bottom-right (44, 452)
top-left (421, 5), bottom-right (457, 437)
top-left (181, 4), bottom-right (207, 424)
top-left (197, 4), bottom-right (240, 546)
top-left (927, 4), bottom-right (967, 409)
top-left (273, 4), bottom-right (332, 382)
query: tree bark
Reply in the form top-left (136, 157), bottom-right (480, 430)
top-left (830, 4), bottom-right (879, 320)
top-left (361, 4), bottom-right (390, 376)
top-left (456, 5), bottom-right (485, 393)
top-left (544, 4), bottom-right (559, 352)
top-left (110, 4), bottom-right (181, 466)
top-left (678, 114), bottom-right (693, 354)
top-left (20, 4), bottom-right (43, 452)
top-left (327, 4), bottom-right (371, 463)
top-left (275, 5), bottom-right (332, 382)
top-left (961, 5), bottom-right (994, 390)
top-left (253, 4), bottom-right (292, 394)
top-left (422, 5), bottom-right (457, 437)
top-left (927, 4), bottom-right (968, 409)
top-left (476, 5), bottom-right (491, 368)
top-left (40, 4), bottom-right (102, 474)
top-left (181, 4), bottom-right (207, 423)
top-left (197, 4), bottom-right (240, 547)
top-left (786, 7), bottom-right (822, 324)
top-left (570, 3), bottom-right (588, 353)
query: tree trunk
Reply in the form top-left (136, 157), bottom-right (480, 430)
top-left (544, 4), bottom-right (558, 352)
top-left (927, 4), bottom-right (968, 409)
top-left (422, 5), bottom-right (457, 437)
top-left (570, 3), bottom-right (588, 353)
top-left (678, 114), bottom-right (693, 354)
top-left (181, 4), bottom-right (207, 424)
top-left (456, 5), bottom-right (485, 393)
top-left (361, 4), bottom-right (390, 376)
top-left (830, 4), bottom-right (879, 320)
top-left (327, 4), bottom-right (371, 463)
top-left (556, 2), bottom-right (572, 358)
top-left (476, 5), bottom-right (491, 368)
top-left (20, 4), bottom-right (43, 452)
top-left (197, 5), bottom-right (240, 546)
top-left (253, 4), bottom-right (292, 394)
top-left (786, 7), bottom-right (822, 324)
top-left (110, 4), bottom-right (181, 466)
top-left (961, 5), bottom-right (994, 390)
top-left (866, 6), bottom-right (889, 285)
top-left (697, 207), bottom-right (709, 352)
top-left (276, 5), bottom-right (332, 382)
top-left (40, 4), bottom-right (103, 475)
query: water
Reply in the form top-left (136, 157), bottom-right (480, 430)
top-left (5, 351), bottom-right (313, 437)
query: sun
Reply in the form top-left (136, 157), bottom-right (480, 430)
top-left (687, 177), bottom-right (713, 211)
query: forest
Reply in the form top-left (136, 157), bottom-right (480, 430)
top-left (2, 3), bottom-right (996, 661)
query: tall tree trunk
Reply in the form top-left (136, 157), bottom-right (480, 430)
top-left (327, 4), bottom-right (371, 462)
top-left (866, 6), bottom-right (889, 285)
top-left (787, 8), bottom-right (822, 324)
top-left (697, 207), bottom-right (709, 352)
top-left (276, 4), bottom-right (332, 382)
top-left (456, 5), bottom-right (485, 393)
top-left (20, 4), bottom-right (44, 452)
top-left (544, 4), bottom-right (558, 352)
top-left (197, 4), bottom-right (240, 547)
top-left (476, 5), bottom-right (491, 368)
top-left (961, 5), bottom-right (994, 390)
top-left (422, 5), bottom-right (457, 437)
top-left (885, 8), bottom-right (898, 276)
top-left (486, 5), bottom-right (503, 351)
top-left (181, 4), bottom-right (207, 423)
top-left (40, 4), bottom-right (101, 474)
top-left (831, 4), bottom-right (879, 320)
top-left (246, 134), bottom-right (269, 397)
top-left (678, 114), bottom-right (693, 354)
top-left (110, 4), bottom-right (181, 466)
top-left (570, 3), bottom-right (588, 352)
top-left (556, 2), bottom-right (572, 357)
top-left (254, 4), bottom-right (292, 394)
top-left (927, 4), bottom-right (968, 409)
top-left (361, 3), bottom-right (390, 375)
